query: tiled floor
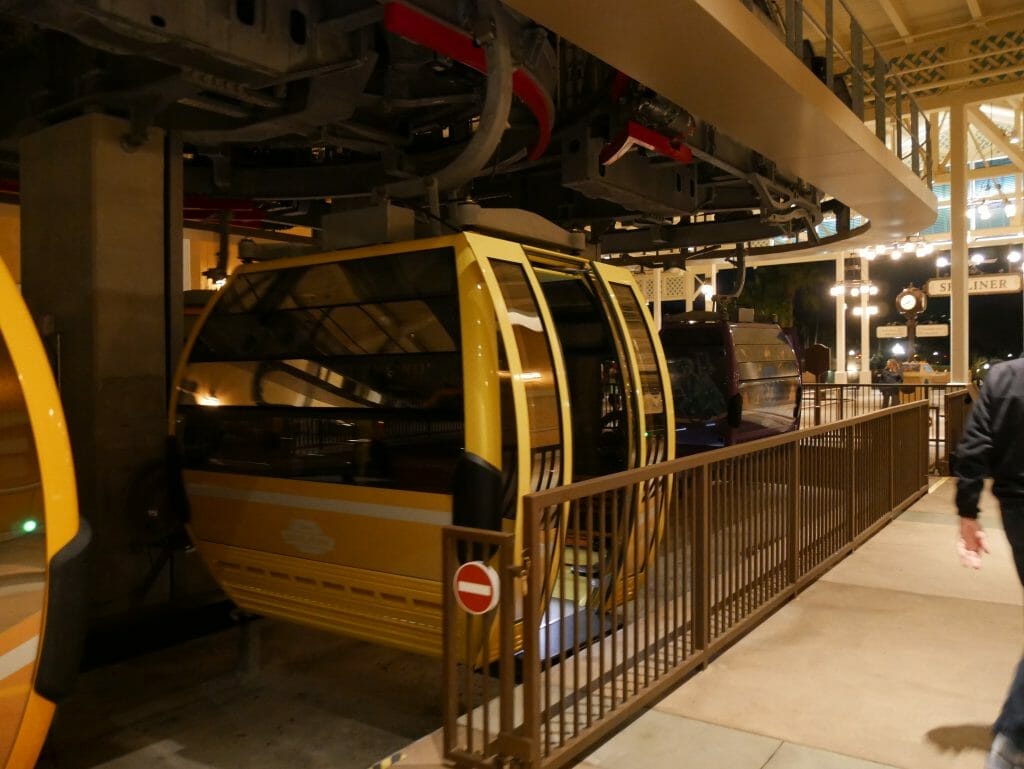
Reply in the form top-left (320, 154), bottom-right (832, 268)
top-left (577, 712), bottom-right (902, 769)
top-left (39, 478), bottom-right (1022, 769)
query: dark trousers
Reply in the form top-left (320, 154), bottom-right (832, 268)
top-left (995, 503), bottom-right (1024, 745)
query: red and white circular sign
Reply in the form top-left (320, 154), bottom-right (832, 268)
top-left (453, 561), bottom-right (500, 615)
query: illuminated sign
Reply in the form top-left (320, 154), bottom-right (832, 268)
top-left (917, 324), bottom-right (949, 337)
top-left (877, 324), bottom-right (947, 339)
top-left (926, 273), bottom-right (1023, 296)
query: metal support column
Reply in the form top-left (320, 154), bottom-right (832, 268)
top-left (950, 105), bottom-right (970, 382)
top-left (834, 256), bottom-right (847, 383)
top-left (860, 258), bottom-right (871, 384)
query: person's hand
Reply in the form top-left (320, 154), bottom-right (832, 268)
top-left (958, 517), bottom-right (989, 569)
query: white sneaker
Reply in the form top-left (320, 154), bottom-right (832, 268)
top-left (988, 733), bottom-right (1024, 769)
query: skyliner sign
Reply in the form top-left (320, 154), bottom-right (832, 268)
top-left (926, 273), bottom-right (1023, 297)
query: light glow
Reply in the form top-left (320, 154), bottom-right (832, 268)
top-left (851, 305), bottom-right (879, 316)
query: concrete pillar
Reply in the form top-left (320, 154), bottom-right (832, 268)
top-left (859, 258), bottom-right (871, 384)
top-left (950, 104), bottom-right (970, 383)
top-left (0, 204), bottom-right (19, 280)
top-left (834, 256), bottom-right (847, 383)
top-left (19, 114), bottom-right (180, 618)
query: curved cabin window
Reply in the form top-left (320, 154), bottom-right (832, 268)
top-left (176, 248), bottom-right (464, 494)
top-left (730, 324), bottom-right (801, 430)
top-left (662, 325), bottom-right (729, 424)
top-left (489, 261), bottom-right (563, 494)
top-left (0, 330), bottom-right (46, 763)
top-left (609, 284), bottom-right (668, 464)
top-left (537, 272), bottom-right (627, 478)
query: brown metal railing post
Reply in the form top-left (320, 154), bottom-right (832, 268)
top-left (926, 116), bottom-right (934, 186)
top-left (910, 100), bottom-right (920, 176)
top-left (694, 464), bottom-right (711, 660)
top-left (522, 499), bottom-right (542, 769)
top-left (788, 442), bottom-right (799, 586)
top-left (499, 533), bottom-right (517, 757)
top-left (874, 48), bottom-right (887, 141)
top-left (442, 530), bottom-right (457, 757)
top-left (845, 424), bottom-right (855, 544)
top-left (785, 0), bottom-right (802, 57)
top-left (824, 0), bottom-right (834, 89)
top-left (851, 22), bottom-right (864, 119)
top-left (889, 413), bottom-right (896, 510)
top-left (920, 403), bottom-right (930, 486)
top-left (895, 84), bottom-right (904, 159)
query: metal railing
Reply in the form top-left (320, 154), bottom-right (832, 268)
top-left (443, 402), bottom-right (930, 769)
top-left (775, 0), bottom-right (931, 185)
top-left (941, 387), bottom-right (973, 475)
top-left (801, 382), bottom-right (970, 473)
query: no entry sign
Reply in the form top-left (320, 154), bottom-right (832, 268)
top-left (453, 561), bottom-right (500, 615)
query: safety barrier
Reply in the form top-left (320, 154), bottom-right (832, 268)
top-left (802, 382), bottom-right (969, 473)
top-left (442, 402), bottom-right (929, 769)
top-left (940, 388), bottom-right (973, 475)
top-left (778, 0), bottom-right (931, 185)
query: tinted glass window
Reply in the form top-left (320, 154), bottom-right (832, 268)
top-left (730, 325), bottom-right (800, 380)
top-left (0, 331), bottom-right (46, 763)
top-left (610, 284), bottom-right (668, 463)
top-left (537, 272), bottom-right (627, 477)
top-left (490, 261), bottom-right (563, 491)
top-left (176, 249), bottom-right (464, 494)
top-left (665, 345), bottom-right (729, 423)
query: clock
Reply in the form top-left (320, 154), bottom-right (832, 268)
top-left (895, 287), bottom-right (926, 315)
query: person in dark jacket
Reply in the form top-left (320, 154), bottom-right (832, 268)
top-left (878, 357), bottom-right (903, 408)
top-left (955, 357), bottom-right (1024, 769)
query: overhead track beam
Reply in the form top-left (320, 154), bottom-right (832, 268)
top-left (502, 0), bottom-right (936, 242)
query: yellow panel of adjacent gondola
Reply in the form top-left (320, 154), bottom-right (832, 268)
top-left (0, 259), bottom-right (81, 769)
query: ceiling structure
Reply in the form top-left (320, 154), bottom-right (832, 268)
top-left (0, 0), bottom-right (1018, 267)
top-left (822, 0), bottom-right (1024, 166)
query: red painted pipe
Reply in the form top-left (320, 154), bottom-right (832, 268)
top-left (383, 1), bottom-right (553, 160)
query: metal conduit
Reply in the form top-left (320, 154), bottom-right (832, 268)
top-left (382, 0), bottom-right (514, 200)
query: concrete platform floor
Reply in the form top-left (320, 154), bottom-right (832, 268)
top-left (37, 478), bottom-right (1023, 769)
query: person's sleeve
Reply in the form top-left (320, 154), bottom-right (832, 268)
top-left (954, 377), bottom-right (995, 518)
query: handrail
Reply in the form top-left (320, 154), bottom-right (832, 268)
top-left (800, 381), bottom-right (967, 473)
top-left (442, 402), bottom-right (931, 769)
top-left (772, 0), bottom-right (932, 187)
